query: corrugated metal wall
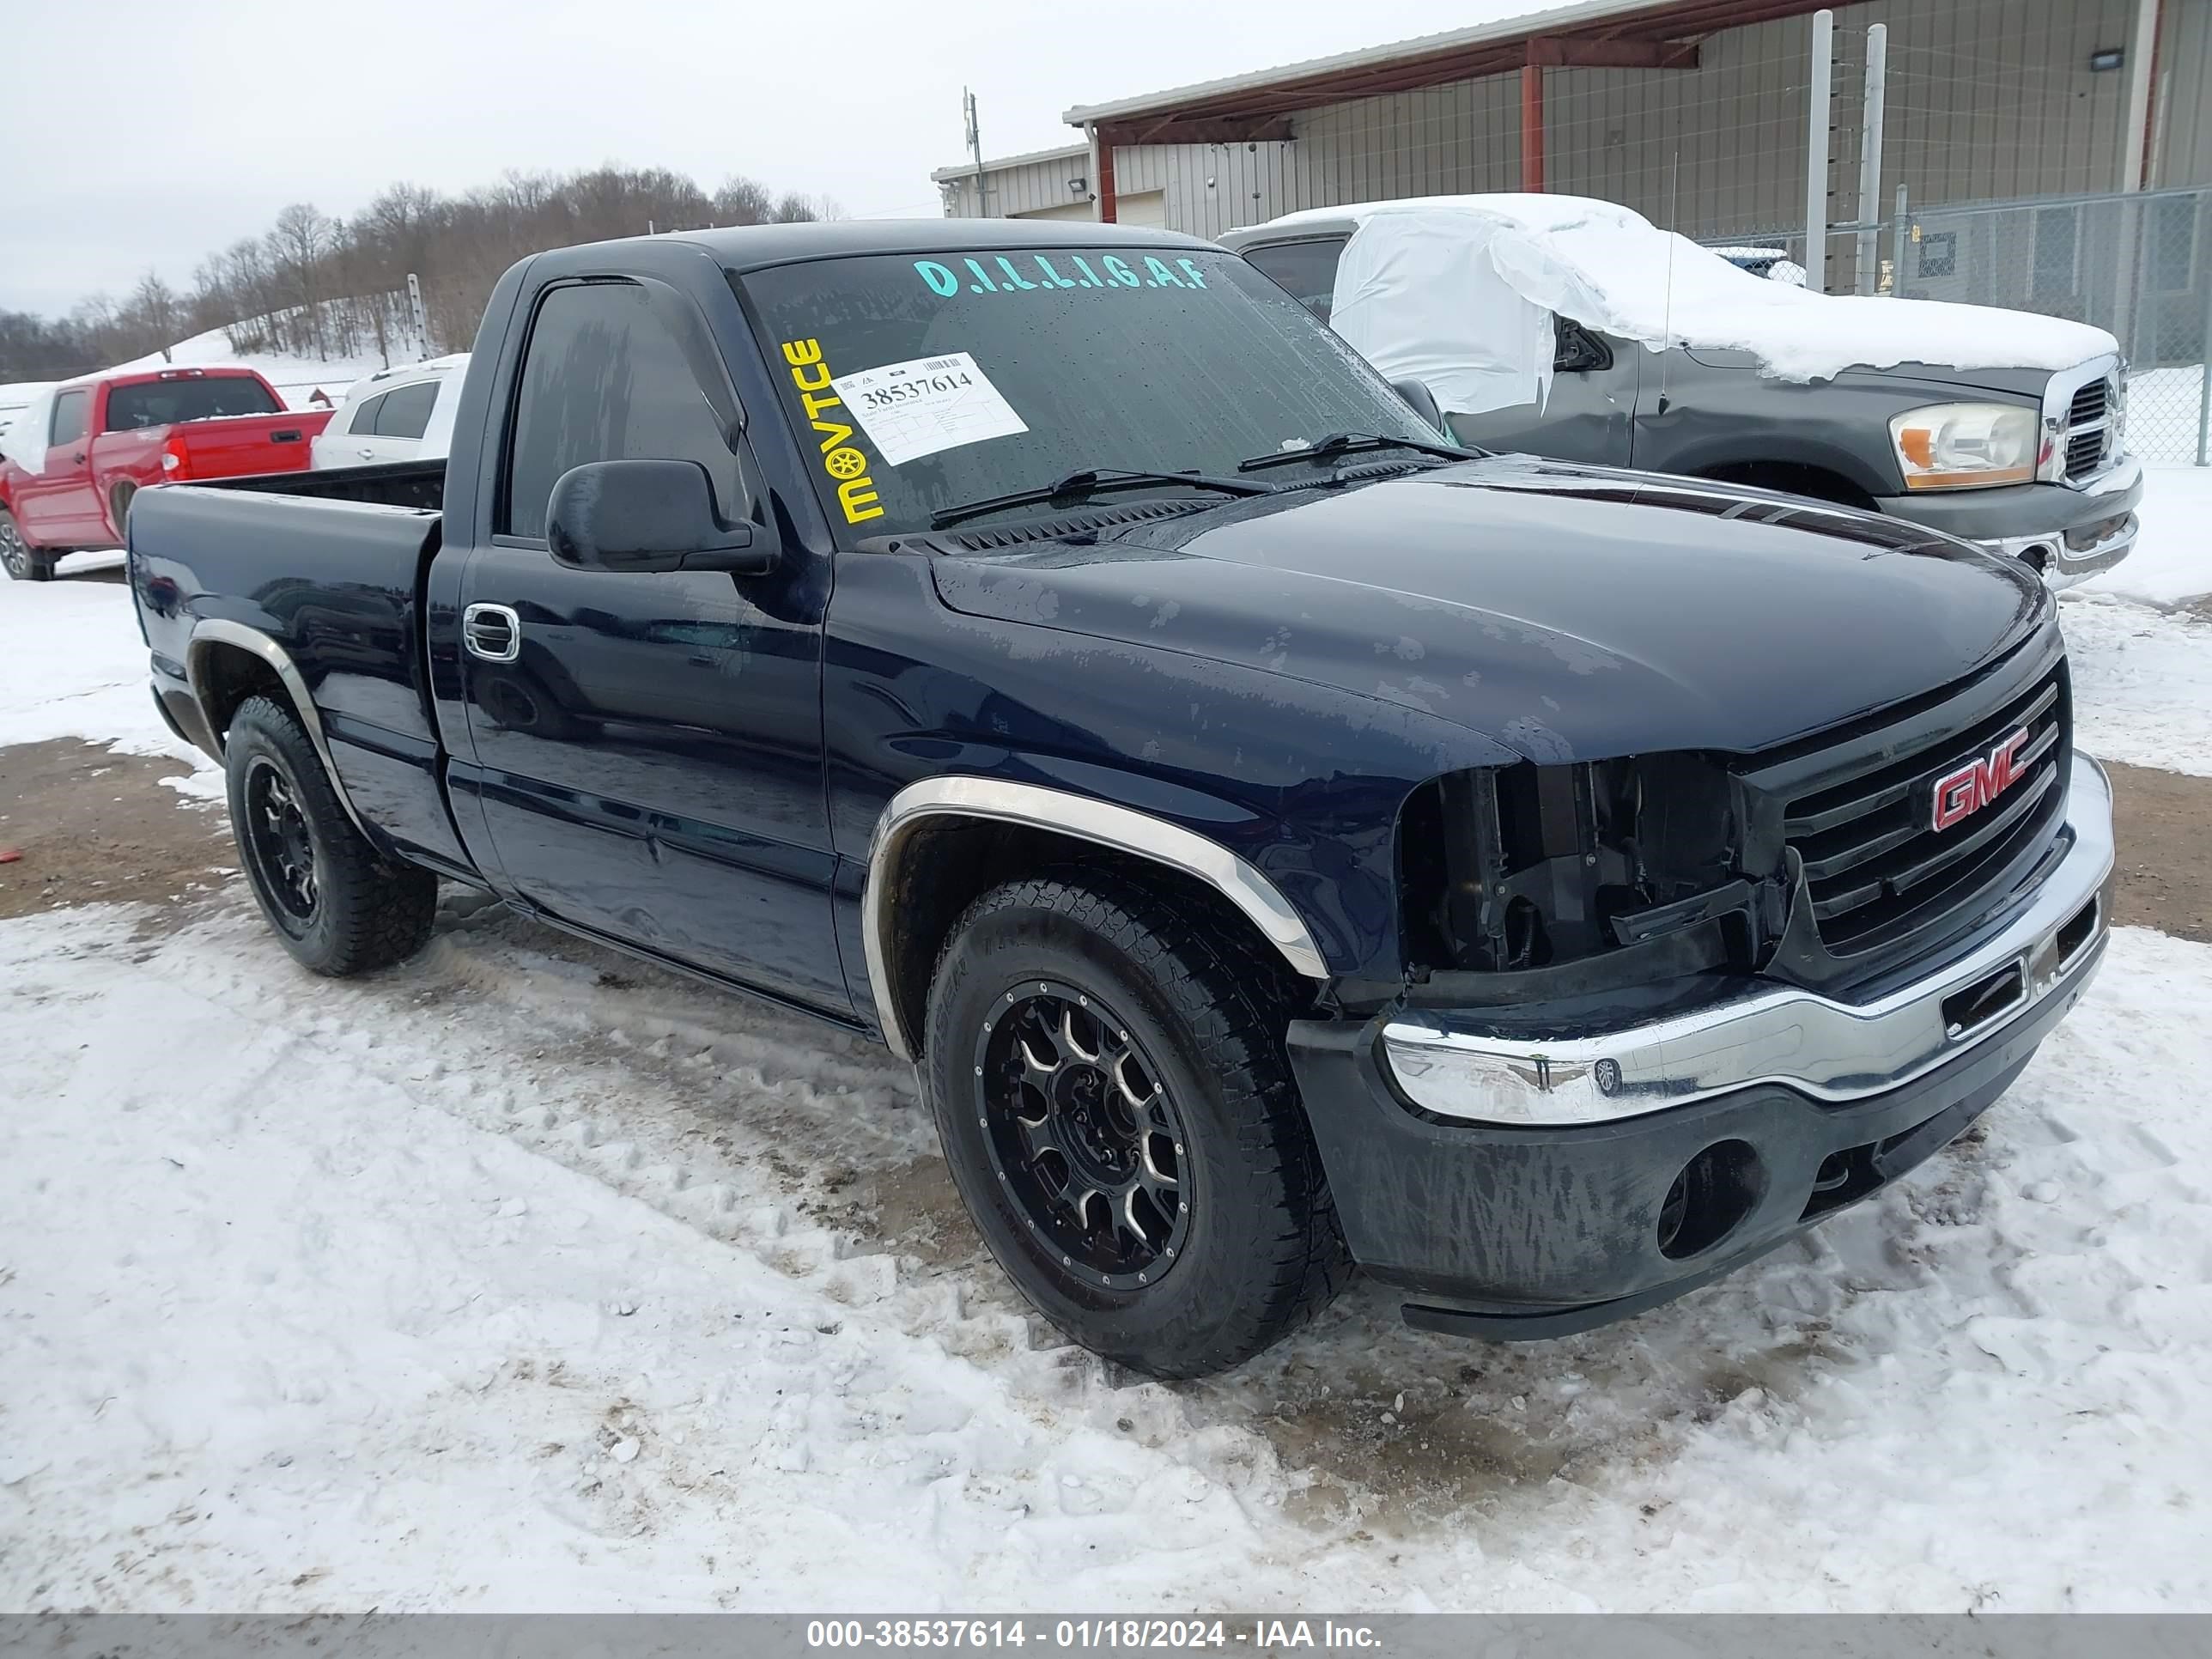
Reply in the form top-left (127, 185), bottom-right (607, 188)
top-left (2156, 0), bottom-right (2212, 187)
top-left (944, 0), bottom-right (2210, 236)
top-left (939, 149), bottom-right (1092, 218)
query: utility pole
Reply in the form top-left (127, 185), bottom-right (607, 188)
top-left (405, 272), bottom-right (430, 361)
top-left (1806, 9), bottom-right (1833, 295)
top-left (963, 88), bottom-right (986, 219)
top-left (1855, 22), bottom-right (1887, 295)
top-left (1796, 9), bottom-right (1831, 294)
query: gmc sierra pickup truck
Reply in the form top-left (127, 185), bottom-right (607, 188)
top-left (3, 367), bottom-right (331, 580)
top-left (129, 221), bottom-right (2114, 1378)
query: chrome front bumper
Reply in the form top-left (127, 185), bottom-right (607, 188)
top-left (1981, 504), bottom-right (2138, 592)
top-left (1383, 754), bottom-right (2114, 1127)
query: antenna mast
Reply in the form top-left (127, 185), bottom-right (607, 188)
top-left (1656, 150), bottom-right (1680, 415)
top-left (964, 89), bottom-right (986, 217)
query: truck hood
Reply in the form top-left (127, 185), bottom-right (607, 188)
top-left (927, 456), bottom-right (2051, 763)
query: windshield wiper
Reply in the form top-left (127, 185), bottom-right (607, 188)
top-left (1236, 431), bottom-right (1484, 473)
top-left (928, 467), bottom-right (1271, 531)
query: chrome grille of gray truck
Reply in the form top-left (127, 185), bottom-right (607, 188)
top-left (2063, 376), bottom-right (2116, 480)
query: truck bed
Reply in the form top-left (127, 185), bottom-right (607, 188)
top-left (130, 464), bottom-right (468, 875)
top-left (192, 457), bottom-right (446, 512)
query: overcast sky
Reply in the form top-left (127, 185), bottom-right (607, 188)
top-left (0, 0), bottom-right (1539, 319)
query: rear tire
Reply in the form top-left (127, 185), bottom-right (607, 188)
top-left (922, 871), bottom-right (1349, 1378)
top-left (224, 695), bottom-right (437, 975)
top-left (1, 508), bottom-right (52, 581)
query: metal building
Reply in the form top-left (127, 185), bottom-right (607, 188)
top-left (936, 0), bottom-right (2208, 241)
top-left (933, 0), bottom-right (2212, 459)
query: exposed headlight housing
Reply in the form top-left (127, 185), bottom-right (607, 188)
top-left (1890, 402), bottom-right (2039, 490)
top-left (1397, 756), bottom-right (1754, 981)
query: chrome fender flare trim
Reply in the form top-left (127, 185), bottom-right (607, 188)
top-left (185, 619), bottom-right (374, 842)
top-left (864, 776), bottom-right (1329, 1061)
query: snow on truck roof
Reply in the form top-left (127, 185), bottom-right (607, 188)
top-left (1238, 195), bottom-right (2117, 405)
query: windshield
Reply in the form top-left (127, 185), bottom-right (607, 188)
top-left (105, 377), bottom-right (281, 430)
top-left (737, 246), bottom-right (1433, 540)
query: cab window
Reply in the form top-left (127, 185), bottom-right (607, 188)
top-left (49, 389), bottom-right (90, 448)
top-left (1242, 239), bottom-right (1347, 324)
top-left (346, 392), bottom-right (389, 435)
top-left (374, 380), bottom-right (439, 440)
top-left (501, 281), bottom-right (738, 540)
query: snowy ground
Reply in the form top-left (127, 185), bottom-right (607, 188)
top-left (2106, 460), bottom-right (2212, 610)
top-left (3, 539), bottom-right (2212, 1612)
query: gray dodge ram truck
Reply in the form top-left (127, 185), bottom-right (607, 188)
top-left (1228, 197), bottom-right (2141, 589)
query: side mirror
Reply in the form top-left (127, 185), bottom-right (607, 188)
top-left (1552, 319), bottom-right (1613, 374)
top-left (546, 459), bottom-right (778, 576)
top-left (1390, 377), bottom-right (1445, 434)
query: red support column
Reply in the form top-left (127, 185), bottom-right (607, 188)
top-left (1520, 59), bottom-right (1546, 192)
top-left (1095, 127), bottom-right (1119, 223)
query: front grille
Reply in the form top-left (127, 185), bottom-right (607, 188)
top-left (2066, 428), bottom-right (2108, 478)
top-left (2062, 376), bottom-right (2115, 481)
top-left (1778, 662), bottom-right (2070, 958)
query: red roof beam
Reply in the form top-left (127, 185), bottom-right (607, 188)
top-left (1526, 33), bottom-right (1703, 68)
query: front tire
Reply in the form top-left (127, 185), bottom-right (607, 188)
top-left (224, 696), bottom-right (437, 975)
top-left (923, 872), bottom-right (1349, 1378)
top-left (1, 508), bottom-right (52, 581)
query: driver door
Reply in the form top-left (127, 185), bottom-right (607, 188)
top-left (17, 386), bottom-right (105, 545)
top-left (1449, 316), bottom-right (1638, 465)
top-left (455, 276), bottom-right (846, 1012)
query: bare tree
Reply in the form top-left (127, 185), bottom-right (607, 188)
top-left (267, 204), bottom-right (334, 355)
top-left (713, 176), bottom-right (776, 226)
top-left (18, 161), bottom-right (832, 372)
top-left (131, 272), bottom-right (181, 361)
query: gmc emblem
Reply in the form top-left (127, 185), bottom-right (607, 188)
top-left (1931, 729), bottom-right (2031, 831)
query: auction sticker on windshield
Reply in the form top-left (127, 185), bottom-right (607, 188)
top-left (830, 352), bottom-right (1028, 467)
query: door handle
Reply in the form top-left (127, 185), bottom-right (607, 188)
top-left (462, 602), bottom-right (522, 663)
top-left (358, 447), bottom-right (375, 459)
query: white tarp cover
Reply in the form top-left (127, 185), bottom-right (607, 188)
top-left (1316, 196), bottom-right (2120, 415)
top-left (1328, 211), bottom-right (1556, 418)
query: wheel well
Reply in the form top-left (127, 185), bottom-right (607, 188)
top-left (191, 641), bottom-right (290, 747)
top-left (1696, 459), bottom-right (1876, 510)
top-left (878, 817), bottom-right (1302, 1059)
top-left (110, 480), bottom-right (137, 532)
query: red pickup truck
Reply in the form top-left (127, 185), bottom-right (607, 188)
top-left (0, 367), bottom-right (331, 581)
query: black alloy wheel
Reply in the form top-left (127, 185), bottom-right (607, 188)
top-left (972, 981), bottom-right (1192, 1291)
top-left (240, 756), bottom-right (319, 933)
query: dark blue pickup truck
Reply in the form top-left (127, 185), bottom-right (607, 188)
top-left (129, 220), bottom-right (2115, 1377)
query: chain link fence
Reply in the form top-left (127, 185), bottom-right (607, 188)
top-left (1703, 185), bottom-right (2212, 465)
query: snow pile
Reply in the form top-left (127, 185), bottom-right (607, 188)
top-left (1298, 195), bottom-right (2117, 407)
top-left (0, 379), bottom-right (53, 461)
top-left (0, 385), bottom-right (56, 471)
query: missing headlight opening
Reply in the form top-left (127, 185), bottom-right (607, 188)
top-left (1400, 754), bottom-right (1752, 977)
